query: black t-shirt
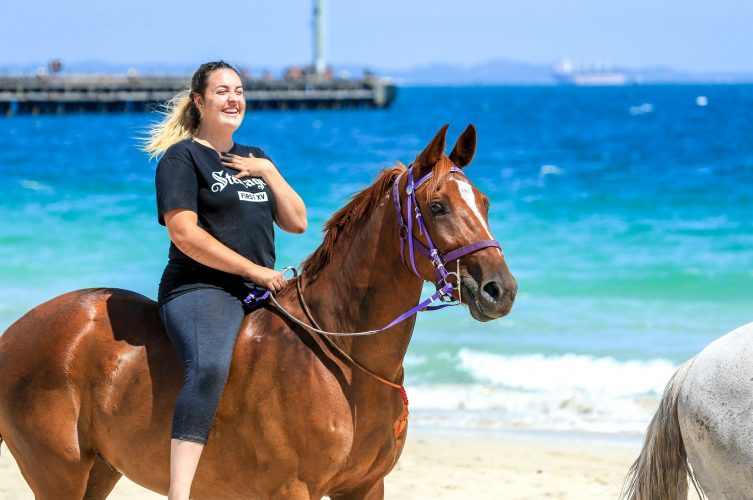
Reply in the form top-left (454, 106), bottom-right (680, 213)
top-left (155, 138), bottom-right (277, 304)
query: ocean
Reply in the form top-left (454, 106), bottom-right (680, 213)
top-left (1, 85), bottom-right (752, 436)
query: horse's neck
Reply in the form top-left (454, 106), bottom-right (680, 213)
top-left (304, 198), bottom-right (423, 382)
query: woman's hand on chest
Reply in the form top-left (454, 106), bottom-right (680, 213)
top-left (221, 152), bottom-right (273, 180)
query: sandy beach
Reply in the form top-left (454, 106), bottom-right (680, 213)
top-left (0, 429), bottom-right (686, 500)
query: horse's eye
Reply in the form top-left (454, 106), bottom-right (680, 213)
top-left (430, 202), bottom-right (445, 215)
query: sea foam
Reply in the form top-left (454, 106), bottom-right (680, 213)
top-left (405, 350), bottom-right (679, 433)
top-left (456, 349), bottom-right (675, 396)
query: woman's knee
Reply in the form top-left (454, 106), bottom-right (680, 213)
top-left (195, 361), bottom-right (232, 398)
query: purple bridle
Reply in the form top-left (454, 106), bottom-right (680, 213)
top-left (391, 164), bottom-right (502, 308)
top-left (245, 163), bottom-right (503, 335)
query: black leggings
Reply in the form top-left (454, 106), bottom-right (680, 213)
top-left (159, 288), bottom-right (245, 444)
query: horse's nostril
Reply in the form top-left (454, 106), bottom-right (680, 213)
top-left (482, 281), bottom-right (503, 302)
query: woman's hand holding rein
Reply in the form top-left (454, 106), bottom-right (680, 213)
top-left (244, 264), bottom-right (287, 293)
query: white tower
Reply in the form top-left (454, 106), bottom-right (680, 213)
top-left (313, 0), bottom-right (327, 75)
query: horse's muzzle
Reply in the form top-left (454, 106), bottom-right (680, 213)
top-left (463, 271), bottom-right (517, 321)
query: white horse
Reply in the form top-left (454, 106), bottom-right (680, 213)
top-left (623, 321), bottom-right (753, 499)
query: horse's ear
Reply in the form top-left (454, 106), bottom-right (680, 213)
top-left (449, 124), bottom-right (477, 168)
top-left (413, 124), bottom-right (449, 177)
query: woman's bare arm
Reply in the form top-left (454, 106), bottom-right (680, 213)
top-left (163, 208), bottom-right (287, 292)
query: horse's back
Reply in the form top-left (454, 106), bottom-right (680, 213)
top-left (678, 321), bottom-right (753, 498)
top-left (1, 286), bottom-right (159, 340)
top-left (0, 288), bottom-right (164, 378)
top-left (0, 288), bottom-right (174, 459)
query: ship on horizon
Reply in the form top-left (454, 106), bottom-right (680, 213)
top-left (553, 59), bottom-right (632, 86)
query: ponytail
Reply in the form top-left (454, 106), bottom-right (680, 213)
top-left (141, 60), bottom-right (239, 160)
top-left (142, 90), bottom-right (200, 159)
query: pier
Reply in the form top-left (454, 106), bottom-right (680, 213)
top-left (0, 0), bottom-right (396, 116)
top-left (0, 74), bottom-right (396, 115)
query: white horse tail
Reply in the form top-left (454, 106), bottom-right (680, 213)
top-left (621, 359), bottom-right (704, 500)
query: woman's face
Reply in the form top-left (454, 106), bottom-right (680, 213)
top-left (195, 68), bottom-right (246, 132)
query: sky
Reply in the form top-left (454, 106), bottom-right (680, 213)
top-left (2, 0), bottom-right (752, 73)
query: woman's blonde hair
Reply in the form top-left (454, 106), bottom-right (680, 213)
top-left (142, 61), bottom-right (239, 159)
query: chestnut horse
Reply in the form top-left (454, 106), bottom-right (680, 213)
top-left (0, 125), bottom-right (516, 499)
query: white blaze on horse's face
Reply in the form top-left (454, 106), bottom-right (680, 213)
top-left (452, 178), bottom-right (493, 240)
top-left (445, 176), bottom-right (502, 257)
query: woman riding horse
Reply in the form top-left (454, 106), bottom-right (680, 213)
top-left (0, 124), bottom-right (516, 499)
top-left (144, 60), bottom-right (307, 499)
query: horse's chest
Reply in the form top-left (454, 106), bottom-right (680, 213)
top-left (328, 405), bottom-right (407, 482)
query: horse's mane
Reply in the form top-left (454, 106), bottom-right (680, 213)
top-left (299, 157), bottom-right (457, 282)
top-left (300, 164), bottom-right (404, 281)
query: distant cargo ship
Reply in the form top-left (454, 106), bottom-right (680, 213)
top-left (553, 59), bottom-right (631, 86)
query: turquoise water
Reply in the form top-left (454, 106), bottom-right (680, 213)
top-left (2, 85), bottom-right (752, 432)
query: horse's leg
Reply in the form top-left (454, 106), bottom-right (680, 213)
top-left (7, 420), bottom-right (120, 500)
top-left (83, 454), bottom-right (123, 499)
top-left (3, 432), bottom-right (95, 499)
top-left (0, 370), bottom-right (96, 500)
top-left (331, 480), bottom-right (384, 500)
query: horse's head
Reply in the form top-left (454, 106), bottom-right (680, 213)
top-left (403, 124), bottom-right (517, 321)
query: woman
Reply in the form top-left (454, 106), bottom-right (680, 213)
top-left (143, 61), bottom-right (307, 500)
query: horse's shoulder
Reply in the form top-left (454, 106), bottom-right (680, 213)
top-left (237, 306), bottom-right (348, 384)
